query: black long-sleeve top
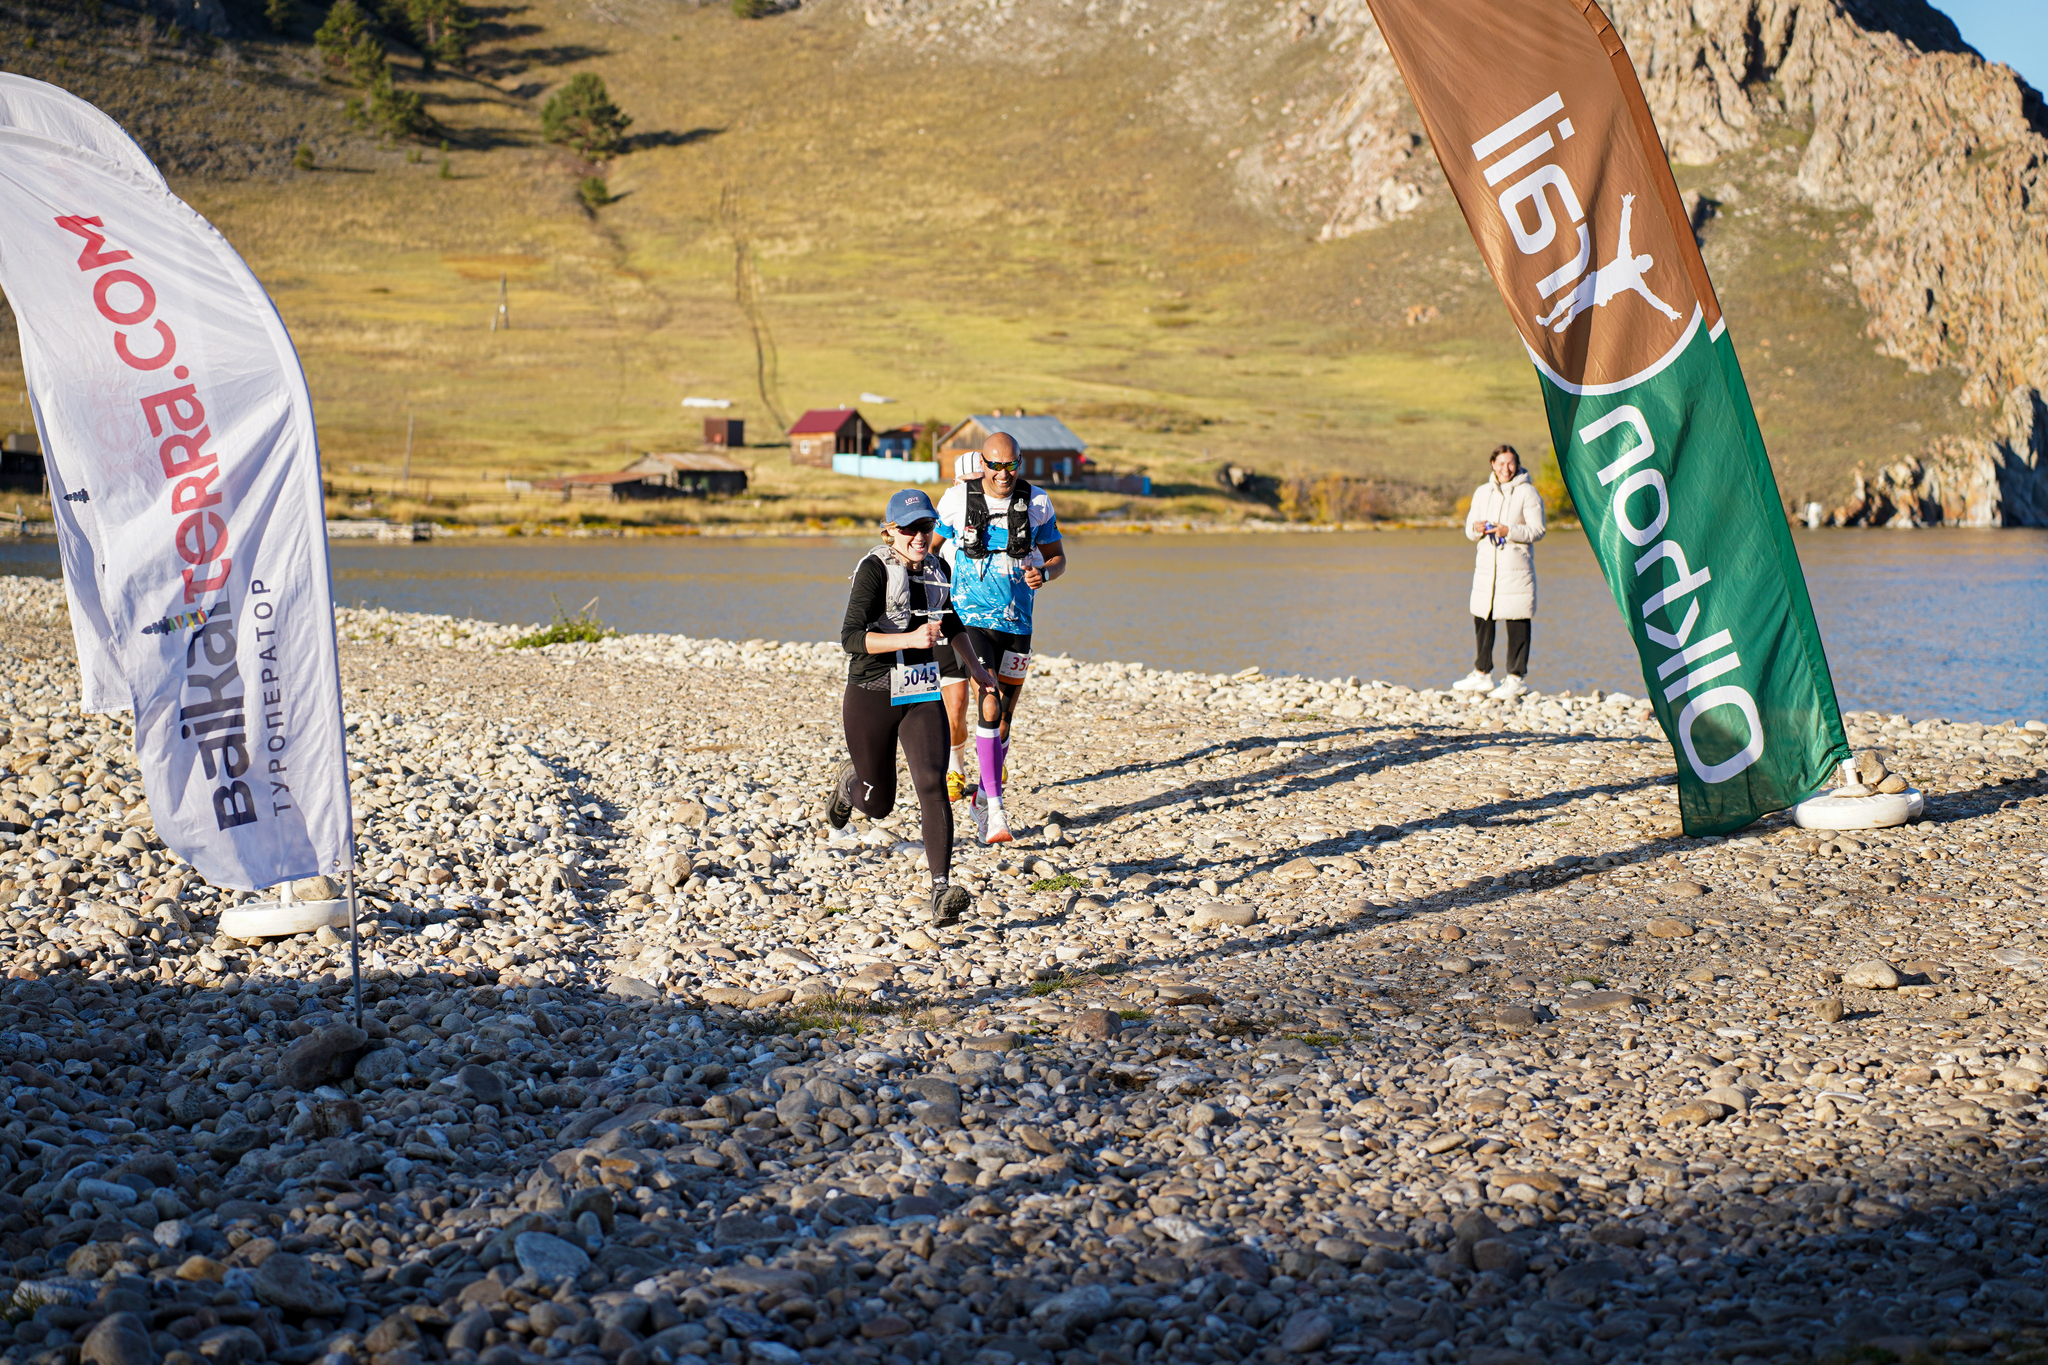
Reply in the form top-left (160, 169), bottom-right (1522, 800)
top-left (840, 553), bottom-right (964, 689)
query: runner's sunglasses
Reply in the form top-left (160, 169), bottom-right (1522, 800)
top-left (891, 519), bottom-right (937, 537)
top-left (981, 457), bottom-right (1019, 472)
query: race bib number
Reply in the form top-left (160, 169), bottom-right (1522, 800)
top-left (890, 659), bottom-right (941, 706)
top-left (998, 650), bottom-right (1032, 684)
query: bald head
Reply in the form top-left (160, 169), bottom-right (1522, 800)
top-left (982, 432), bottom-right (1019, 490)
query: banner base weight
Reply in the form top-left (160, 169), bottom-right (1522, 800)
top-left (218, 899), bottom-right (351, 940)
top-left (1790, 787), bottom-right (1924, 831)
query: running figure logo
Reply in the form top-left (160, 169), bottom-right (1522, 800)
top-left (1536, 194), bottom-right (1683, 333)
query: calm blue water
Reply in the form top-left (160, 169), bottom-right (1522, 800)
top-left (4, 528), bottom-right (2043, 721)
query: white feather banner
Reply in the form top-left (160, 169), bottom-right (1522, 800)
top-left (0, 77), bottom-right (351, 891)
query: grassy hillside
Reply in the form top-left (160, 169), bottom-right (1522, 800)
top-left (0, 0), bottom-right (1978, 529)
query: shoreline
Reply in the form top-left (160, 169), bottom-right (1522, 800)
top-left (2, 576), bottom-right (2047, 1365)
top-left (12, 516), bottom-right (2047, 543)
top-left (5, 517), bottom-right (1491, 541)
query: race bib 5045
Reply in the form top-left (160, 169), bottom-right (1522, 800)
top-left (890, 659), bottom-right (941, 706)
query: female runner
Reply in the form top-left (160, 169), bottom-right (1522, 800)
top-left (828, 488), bottom-right (1000, 924)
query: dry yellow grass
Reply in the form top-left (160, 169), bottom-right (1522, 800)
top-left (0, 0), bottom-right (1977, 529)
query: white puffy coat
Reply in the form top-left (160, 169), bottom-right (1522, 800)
top-left (1466, 470), bottom-right (1546, 619)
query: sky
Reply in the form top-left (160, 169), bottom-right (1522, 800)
top-left (1935, 0), bottom-right (2047, 93)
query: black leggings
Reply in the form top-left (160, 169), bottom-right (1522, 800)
top-left (841, 682), bottom-right (954, 881)
top-left (1474, 616), bottom-right (1530, 676)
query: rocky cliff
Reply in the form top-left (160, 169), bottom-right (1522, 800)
top-left (856, 0), bottom-right (2048, 523)
top-left (1607, 0), bottom-right (2048, 526)
top-left (1847, 385), bottom-right (2047, 528)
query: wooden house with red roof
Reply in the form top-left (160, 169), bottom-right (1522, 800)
top-left (788, 408), bottom-right (874, 468)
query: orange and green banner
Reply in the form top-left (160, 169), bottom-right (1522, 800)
top-left (1363, 0), bottom-right (1851, 835)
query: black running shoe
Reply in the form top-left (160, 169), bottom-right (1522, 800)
top-left (929, 883), bottom-right (970, 926)
top-left (826, 761), bottom-right (857, 830)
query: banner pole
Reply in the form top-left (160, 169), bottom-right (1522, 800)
top-left (345, 865), bottom-right (363, 1031)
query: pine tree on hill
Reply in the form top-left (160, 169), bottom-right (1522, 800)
top-left (353, 68), bottom-right (429, 139)
top-left (541, 73), bottom-right (632, 161)
top-left (406, 0), bottom-right (473, 72)
top-left (314, 0), bottom-right (386, 86)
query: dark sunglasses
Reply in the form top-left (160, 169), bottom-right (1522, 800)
top-left (981, 459), bottom-right (1019, 472)
top-left (892, 520), bottom-right (937, 536)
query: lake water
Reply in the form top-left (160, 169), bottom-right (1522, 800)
top-left (5, 527), bottom-right (2044, 721)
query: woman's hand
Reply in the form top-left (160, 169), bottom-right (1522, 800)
top-left (864, 620), bottom-right (943, 653)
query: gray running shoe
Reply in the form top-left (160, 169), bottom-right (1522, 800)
top-left (827, 761), bottom-right (857, 830)
top-left (929, 884), bottom-right (971, 926)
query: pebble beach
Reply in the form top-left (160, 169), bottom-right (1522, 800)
top-left (3, 572), bottom-right (2048, 1365)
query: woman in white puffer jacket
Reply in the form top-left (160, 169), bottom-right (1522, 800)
top-left (1453, 445), bottom-right (1546, 699)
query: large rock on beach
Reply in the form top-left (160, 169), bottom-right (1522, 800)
top-left (276, 1024), bottom-right (368, 1089)
top-left (252, 1253), bottom-right (345, 1317)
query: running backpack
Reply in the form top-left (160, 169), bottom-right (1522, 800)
top-left (957, 478), bottom-right (1036, 560)
top-left (858, 545), bottom-right (949, 631)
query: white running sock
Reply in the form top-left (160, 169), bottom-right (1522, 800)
top-left (949, 742), bottom-right (968, 775)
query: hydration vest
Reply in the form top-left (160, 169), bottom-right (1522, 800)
top-left (857, 545), bottom-right (949, 631)
top-left (957, 477), bottom-right (1035, 560)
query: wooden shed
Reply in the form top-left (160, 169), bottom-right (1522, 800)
top-left (702, 418), bottom-right (745, 449)
top-left (534, 470), bottom-right (678, 502)
top-left (538, 452), bottom-right (750, 502)
top-left (937, 414), bottom-right (1088, 484)
top-left (788, 408), bottom-right (873, 468)
top-left (623, 451), bottom-right (751, 496)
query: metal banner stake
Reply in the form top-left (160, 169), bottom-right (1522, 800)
top-left (345, 865), bottom-right (363, 1030)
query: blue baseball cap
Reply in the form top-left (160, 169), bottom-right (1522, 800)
top-left (885, 488), bottom-right (938, 525)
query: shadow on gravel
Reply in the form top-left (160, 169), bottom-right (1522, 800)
top-left (8, 756), bottom-right (2048, 1365)
top-left (1081, 754), bottom-right (2044, 1036)
top-left (1058, 722), bottom-right (1673, 902)
top-left (9, 947), bottom-right (2048, 1365)
top-left (1056, 722), bottom-right (1656, 826)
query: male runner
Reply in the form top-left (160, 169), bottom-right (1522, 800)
top-left (939, 448), bottom-right (982, 802)
top-left (934, 430), bottom-right (1068, 844)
